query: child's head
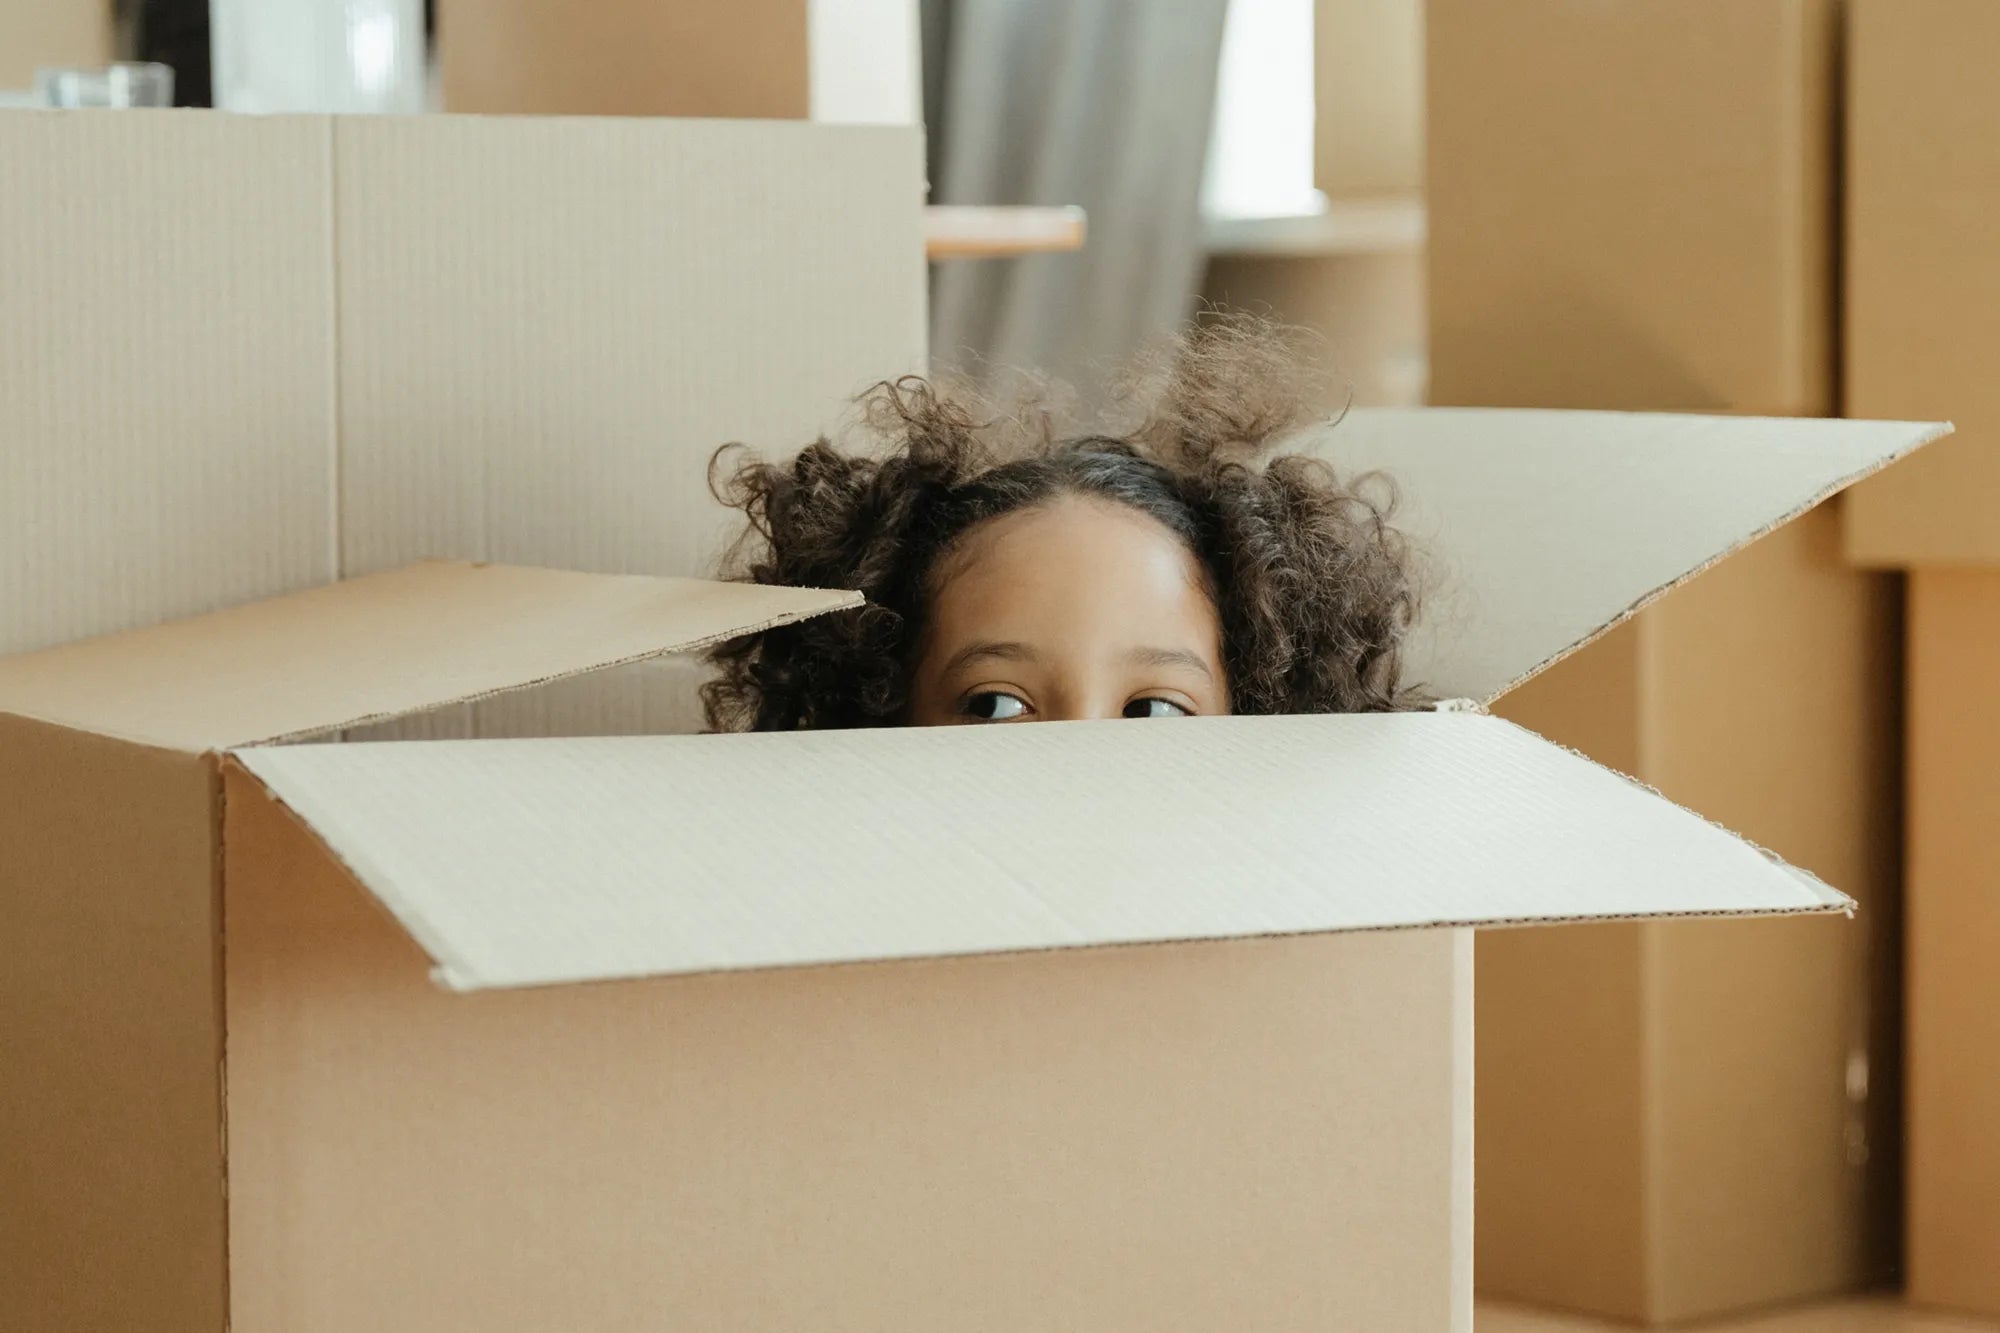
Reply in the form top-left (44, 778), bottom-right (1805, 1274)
top-left (703, 320), bottom-right (1420, 730)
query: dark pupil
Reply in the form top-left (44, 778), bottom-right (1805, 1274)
top-left (969, 692), bottom-right (1011, 719)
top-left (1124, 698), bottom-right (1167, 719)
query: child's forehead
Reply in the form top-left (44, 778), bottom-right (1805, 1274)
top-left (938, 496), bottom-right (1196, 587)
top-left (928, 498), bottom-right (1218, 636)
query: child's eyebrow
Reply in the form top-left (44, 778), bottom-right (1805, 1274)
top-left (941, 640), bottom-right (1039, 675)
top-left (1127, 646), bottom-right (1216, 680)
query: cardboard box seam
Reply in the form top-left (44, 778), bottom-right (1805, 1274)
top-left (208, 750), bottom-right (233, 1327)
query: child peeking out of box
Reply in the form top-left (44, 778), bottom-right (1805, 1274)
top-left (704, 318), bottom-right (1421, 730)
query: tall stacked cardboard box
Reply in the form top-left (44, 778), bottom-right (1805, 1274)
top-left (1845, 0), bottom-right (2000, 1320)
top-left (1427, 2), bottom-right (1901, 1323)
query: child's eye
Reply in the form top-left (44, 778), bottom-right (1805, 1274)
top-left (1123, 697), bottom-right (1191, 719)
top-left (963, 691), bottom-right (1031, 721)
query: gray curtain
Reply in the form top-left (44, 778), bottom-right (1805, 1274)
top-left (924, 0), bottom-right (1229, 403)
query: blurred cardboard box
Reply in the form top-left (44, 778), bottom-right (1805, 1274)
top-left (0, 407), bottom-right (1936, 1329)
top-left (1427, 1), bottom-right (1901, 1324)
top-left (1844, 3), bottom-right (2000, 1318)
top-left (1314, 0), bottom-right (1424, 200)
top-left (1844, 0), bottom-right (2000, 567)
top-left (1896, 572), bottom-right (2000, 1320)
top-left (438, 0), bottom-right (809, 117)
top-left (0, 0), bottom-right (109, 89)
top-left (1903, 574), bottom-right (2000, 1321)
top-left (436, 0), bottom-right (920, 124)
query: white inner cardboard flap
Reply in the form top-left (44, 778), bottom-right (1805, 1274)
top-left (237, 712), bottom-right (1849, 992)
top-left (0, 562), bottom-right (860, 751)
top-left (1309, 410), bottom-right (1950, 701)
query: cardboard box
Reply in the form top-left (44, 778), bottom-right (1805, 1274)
top-left (0, 410), bottom-right (1941, 1332)
top-left (1844, 0), bottom-right (2000, 566)
top-left (1843, 6), bottom-right (2000, 1314)
top-left (1426, 2), bottom-right (1905, 1323)
top-left (0, 109), bottom-right (926, 728)
top-left (1906, 572), bottom-right (2000, 1320)
top-left (0, 0), bottom-right (109, 90)
top-left (1427, 0), bottom-right (1838, 420)
top-left (438, 0), bottom-right (811, 117)
top-left (436, 0), bottom-right (921, 124)
top-left (1314, 0), bottom-right (1424, 200)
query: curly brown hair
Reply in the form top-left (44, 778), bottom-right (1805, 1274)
top-left (702, 318), bottom-right (1422, 731)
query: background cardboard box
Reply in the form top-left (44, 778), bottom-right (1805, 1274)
top-left (438, 0), bottom-right (811, 117)
top-left (436, 0), bottom-right (920, 124)
top-left (1903, 573), bottom-right (2000, 1321)
top-left (1427, 1), bottom-right (1900, 1323)
top-left (1844, 3), bottom-right (2000, 1318)
top-left (0, 0), bottom-right (109, 89)
top-left (1844, 0), bottom-right (2000, 567)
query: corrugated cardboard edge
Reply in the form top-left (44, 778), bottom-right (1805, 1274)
top-left (1480, 421), bottom-right (1955, 706)
top-left (224, 721), bottom-right (1854, 998)
top-left (1434, 700), bottom-right (1856, 919)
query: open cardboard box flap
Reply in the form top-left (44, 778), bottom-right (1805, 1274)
top-left (1316, 409), bottom-right (1952, 700)
top-left (233, 713), bottom-right (1852, 992)
top-left (0, 560), bottom-right (859, 751)
top-left (0, 408), bottom-right (1948, 991)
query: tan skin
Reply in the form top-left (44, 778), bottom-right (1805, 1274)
top-left (905, 496), bottom-right (1232, 725)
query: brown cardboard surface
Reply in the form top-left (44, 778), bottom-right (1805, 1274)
top-left (0, 111), bottom-right (337, 655)
top-left (1906, 573), bottom-right (2000, 1319)
top-left (1844, 0), bottom-right (2000, 566)
top-left (1429, 2), bottom-right (1892, 1320)
top-left (0, 713), bottom-right (223, 1332)
top-left (1427, 0), bottom-right (1837, 418)
top-left (1477, 624), bottom-right (1650, 1315)
top-left (0, 0), bottom-right (111, 88)
top-left (223, 763), bottom-right (1469, 1331)
top-left (1481, 511), bottom-right (1900, 1326)
top-left (437, 0), bottom-right (809, 117)
top-left (1314, 0), bottom-right (1424, 199)
top-left (0, 562), bottom-right (858, 751)
top-left (1645, 513), bottom-right (1902, 1313)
